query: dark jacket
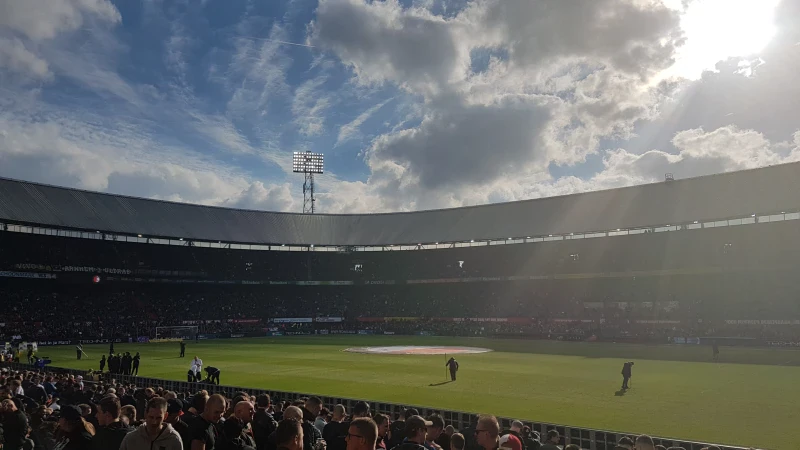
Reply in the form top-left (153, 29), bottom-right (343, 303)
top-left (621, 363), bottom-right (632, 377)
top-left (252, 409), bottom-right (277, 450)
top-left (91, 420), bottom-right (134, 450)
top-left (2, 410), bottom-right (30, 450)
top-left (301, 421), bottom-right (321, 450)
top-left (53, 430), bottom-right (93, 450)
top-left (322, 421), bottom-right (348, 450)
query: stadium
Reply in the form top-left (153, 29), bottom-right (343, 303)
top-left (2, 162), bottom-right (800, 450)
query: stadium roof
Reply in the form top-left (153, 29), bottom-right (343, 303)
top-left (1, 163), bottom-right (799, 246)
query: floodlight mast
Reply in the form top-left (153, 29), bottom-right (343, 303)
top-left (292, 152), bottom-right (324, 214)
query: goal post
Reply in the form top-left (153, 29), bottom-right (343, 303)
top-left (153, 326), bottom-right (198, 342)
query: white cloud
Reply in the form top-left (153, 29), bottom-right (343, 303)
top-left (0, 38), bottom-right (53, 81)
top-left (0, 0), bottom-right (121, 41)
top-left (335, 98), bottom-right (392, 146)
top-left (292, 75), bottom-right (332, 137)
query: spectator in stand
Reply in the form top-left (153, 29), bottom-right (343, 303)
top-left (232, 401), bottom-right (257, 448)
top-left (302, 397), bottom-right (323, 424)
top-left (284, 405), bottom-right (322, 450)
top-left (373, 414), bottom-right (390, 450)
top-left (655, 445), bottom-right (667, 450)
top-left (540, 430), bottom-right (561, 450)
top-left (190, 394), bottom-right (226, 450)
top-left (165, 399), bottom-right (191, 449)
top-left (275, 419), bottom-right (304, 450)
top-left (120, 397), bottom-right (183, 450)
top-left (323, 404), bottom-right (349, 450)
top-left (55, 404), bottom-right (95, 449)
top-left (425, 415), bottom-right (445, 450)
top-left (26, 376), bottom-right (47, 405)
top-left (633, 435), bottom-right (655, 450)
top-left (315, 408), bottom-right (330, 435)
top-left (220, 417), bottom-right (257, 450)
top-left (92, 396), bottom-right (133, 450)
top-left (391, 415), bottom-right (430, 450)
top-left (388, 409), bottom-right (416, 450)
top-left (346, 417), bottom-right (378, 450)
top-left (253, 394), bottom-right (278, 450)
top-left (474, 415), bottom-right (499, 450)
top-left (2, 398), bottom-right (30, 450)
top-left (499, 420), bottom-right (524, 450)
top-left (436, 426), bottom-right (453, 450)
top-left (449, 434), bottom-right (464, 450)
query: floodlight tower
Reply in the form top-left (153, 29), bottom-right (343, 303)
top-left (293, 151), bottom-right (324, 214)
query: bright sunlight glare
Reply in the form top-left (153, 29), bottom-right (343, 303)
top-left (665, 0), bottom-right (780, 79)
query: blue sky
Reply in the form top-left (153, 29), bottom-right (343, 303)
top-left (0, 0), bottom-right (798, 213)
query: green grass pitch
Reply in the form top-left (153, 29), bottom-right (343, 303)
top-left (38, 336), bottom-right (800, 449)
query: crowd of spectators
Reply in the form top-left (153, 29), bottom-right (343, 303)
top-left (0, 366), bottom-right (729, 450)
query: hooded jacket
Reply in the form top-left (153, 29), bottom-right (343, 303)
top-left (119, 423), bottom-right (183, 450)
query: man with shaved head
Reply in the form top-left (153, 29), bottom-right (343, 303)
top-left (190, 394), bottom-right (226, 450)
top-left (284, 405), bottom-right (322, 450)
top-left (233, 400), bottom-right (257, 448)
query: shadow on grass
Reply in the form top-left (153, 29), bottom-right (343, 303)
top-left (429, 380), bottom-right (454, 387)
top-left (614, 389), bottom-right (628, 397)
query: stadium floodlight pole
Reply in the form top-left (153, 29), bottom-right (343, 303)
top-left (293, 151), bottom-right (324, 214)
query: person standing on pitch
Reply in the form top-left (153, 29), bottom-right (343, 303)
top-left (712, 341), bottom-right (720, 362)
top-left (445, 357), bottom-right (459, 381)
top-left (621, 361), bottom-right (634, 390)
top-left (132, 352), bottom-right (141, 376)
top-left (76, 342), bottom-right (83, 360)
top-left (110, 342), bottom-right (115, 355)
top-left (180, 341), bottom-right (186, 358)
top-left (100, 354), bottom-right (106, 372)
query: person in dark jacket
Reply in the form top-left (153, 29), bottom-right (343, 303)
top-left (220, 417), bottom-right (257, 450)
top-left (253, 395), bottom-right (278, 450)
top-left (164, 399), bottom-right (191, 450)
top-left (204, 366), bottom-right (221, 385)
top-left (2, 398), bottom-right (30, 450)
top-left (132, 353), bottom-right (141, 376)
top-left (54, 405), bottom-right (94, 449)
top-left (92, 396), bottom-right (133, 450)
top-left (445, 358), bottom-right (459, 382)
top-left (621, 362), bottom-right (634, 390)
top-left (99, 355), bottom-right (106, 372)
top-left (390, 416), bottom-right (431, 450)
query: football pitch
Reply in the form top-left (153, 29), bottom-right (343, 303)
top-left (40, 336), bottom-right (800, 449)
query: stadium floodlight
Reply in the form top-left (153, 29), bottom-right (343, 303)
top-left (293, 151), bottom-right (324, 214)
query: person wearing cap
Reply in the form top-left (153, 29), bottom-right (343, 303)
top-left (165, 398), bottom-right (191, 448)
top-left (424, 415), bottom-right (445, 450)
top-left (345, 417), bottom-right (377, 450)
top-left (92, 396), bottom-right (133, 450)
top-left (120, 397), bottom-right (183, 450)
top-left (390, 415), bottom-right (432, 450)
top-left (55, 404), bottom-right (95, 449)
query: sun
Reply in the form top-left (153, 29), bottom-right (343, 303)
top-left (665, 0), bottom-right (780, 79)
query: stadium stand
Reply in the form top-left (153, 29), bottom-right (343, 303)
top-left (2, 163), bottom-right (800, 449)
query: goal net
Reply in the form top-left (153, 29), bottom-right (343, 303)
top-left (154, 326), bottom-right (198, 342)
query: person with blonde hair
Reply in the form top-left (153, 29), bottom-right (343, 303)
top-left (55, 404), bottom-right (95, 449)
